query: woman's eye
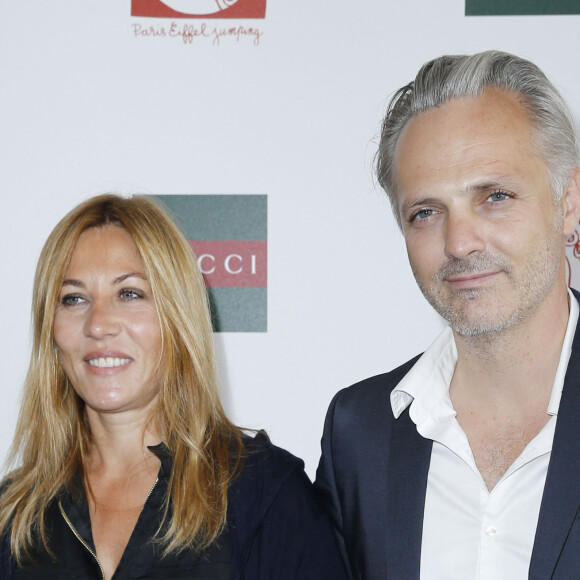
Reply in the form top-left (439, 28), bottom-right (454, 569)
top-left (120, 289), bottom-right (142, 300)
top-left (61, 294), bottom-right (85, 306)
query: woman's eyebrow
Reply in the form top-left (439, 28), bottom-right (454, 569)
top-left (113, 272), bottom-right (147, 284)
top-left (61, 273), bottom-right (148, 287)
top-left (61, 279), bottom-right (84, 288)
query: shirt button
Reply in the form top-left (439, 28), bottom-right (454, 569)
top-left (486, 526), bottom-right (497, 537)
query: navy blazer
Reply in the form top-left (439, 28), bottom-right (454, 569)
top-left (315, 289), bottom-right (580, 580)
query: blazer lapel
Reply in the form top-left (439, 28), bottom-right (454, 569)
top-left (529, 333), bottom-right (580, 578)
top-left (385, 410), bottom-right (433, 580)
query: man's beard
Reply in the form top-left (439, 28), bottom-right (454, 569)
top-left (414, 240), bottom-right (563, 338)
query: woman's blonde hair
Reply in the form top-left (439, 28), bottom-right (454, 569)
top-left (0, 194), bottom-right (244, 562)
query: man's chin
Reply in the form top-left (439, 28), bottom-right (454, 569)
top-left (450, 321), bottom-right (505, 338)
top-left (434, 300), bottom-right (516, 338)
top-left (446, 306), bottom-right (524, 338)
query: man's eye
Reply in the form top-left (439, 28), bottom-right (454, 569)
top-left (488, 191), bottom-right (511, 202)
top-left (412, 209), bottom-right (435, 221)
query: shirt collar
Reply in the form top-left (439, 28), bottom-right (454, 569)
top-left (391, 288), bottom-right (579, 420)
top-left (547, 287), bottom-right (579, 414)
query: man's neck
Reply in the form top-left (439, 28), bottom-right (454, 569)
top-left (448, 285), bottom-right (571, 489)
top-left (451, 286), bottom-right (570, 402)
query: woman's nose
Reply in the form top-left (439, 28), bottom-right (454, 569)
top-left (84, 300), bottom-right (121, 339)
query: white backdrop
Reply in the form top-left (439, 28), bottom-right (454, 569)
top-left (1, 1), bottom-right (580, 478)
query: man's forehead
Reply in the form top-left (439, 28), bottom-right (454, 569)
top-left (395, 91), bottom-right (535, 170)
top-left (400, 88), bottom-right (531, 143)
top-left (390, 89), bottom-right (553, 213)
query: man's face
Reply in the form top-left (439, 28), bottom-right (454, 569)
top-left (394, 88), bottom-right (575, 337)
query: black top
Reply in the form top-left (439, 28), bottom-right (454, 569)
top-left (13, 443), bottom-right (233, 579)
top-left (3, 433), bottom-right (351, 579)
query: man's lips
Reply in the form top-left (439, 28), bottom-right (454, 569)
top-left (444, 271), bottom-right (501, 287)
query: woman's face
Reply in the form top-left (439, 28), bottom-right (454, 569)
top-left (53, 226), bottom-right (163, 417)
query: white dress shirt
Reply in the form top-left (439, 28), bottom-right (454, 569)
top-left (390, 289), bottom-right (579, 580)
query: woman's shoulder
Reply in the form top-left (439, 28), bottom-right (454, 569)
top-left (229, 431), bottom-right (311, 515)
top-left (230, 430), bottom-right (329, 532)
top-left (240, 431), bottom-right (304, 479)
top-left (228, 432), bottom-right (350, 578)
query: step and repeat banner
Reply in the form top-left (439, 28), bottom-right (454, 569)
top-left (1, 1), bottom-right (579, 476)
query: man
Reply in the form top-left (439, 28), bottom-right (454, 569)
top-left (315, 51), bottom-right (580, 579)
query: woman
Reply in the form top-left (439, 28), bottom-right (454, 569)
top-left (0, 194), bottom-right (348, 579)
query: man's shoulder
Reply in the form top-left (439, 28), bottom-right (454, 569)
top-left (329, 354), bottom-right (422, 414)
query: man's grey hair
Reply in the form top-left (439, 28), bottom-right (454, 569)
top-left (376, 50), bottom-right (579, 227)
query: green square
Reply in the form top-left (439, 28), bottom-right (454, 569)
top-left (466, 0), bottom-right (580, 14)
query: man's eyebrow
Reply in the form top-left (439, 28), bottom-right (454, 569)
top-left (466, 177), bottom-right (519, 193)
top-left (400, 176), bottom-right (522, 214)
top-left (400, 197), bottom-right (440, 214)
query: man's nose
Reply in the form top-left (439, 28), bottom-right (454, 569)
top-left (444, 212), bottom-right (486, 260)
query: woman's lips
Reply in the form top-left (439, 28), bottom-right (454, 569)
top-left (83, 351), bottom-right (133, 373)
top-left (87, 357), bottom-right (132, 368)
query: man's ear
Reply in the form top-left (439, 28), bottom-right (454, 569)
top-left (562, 167), bottom-right (580, 237)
